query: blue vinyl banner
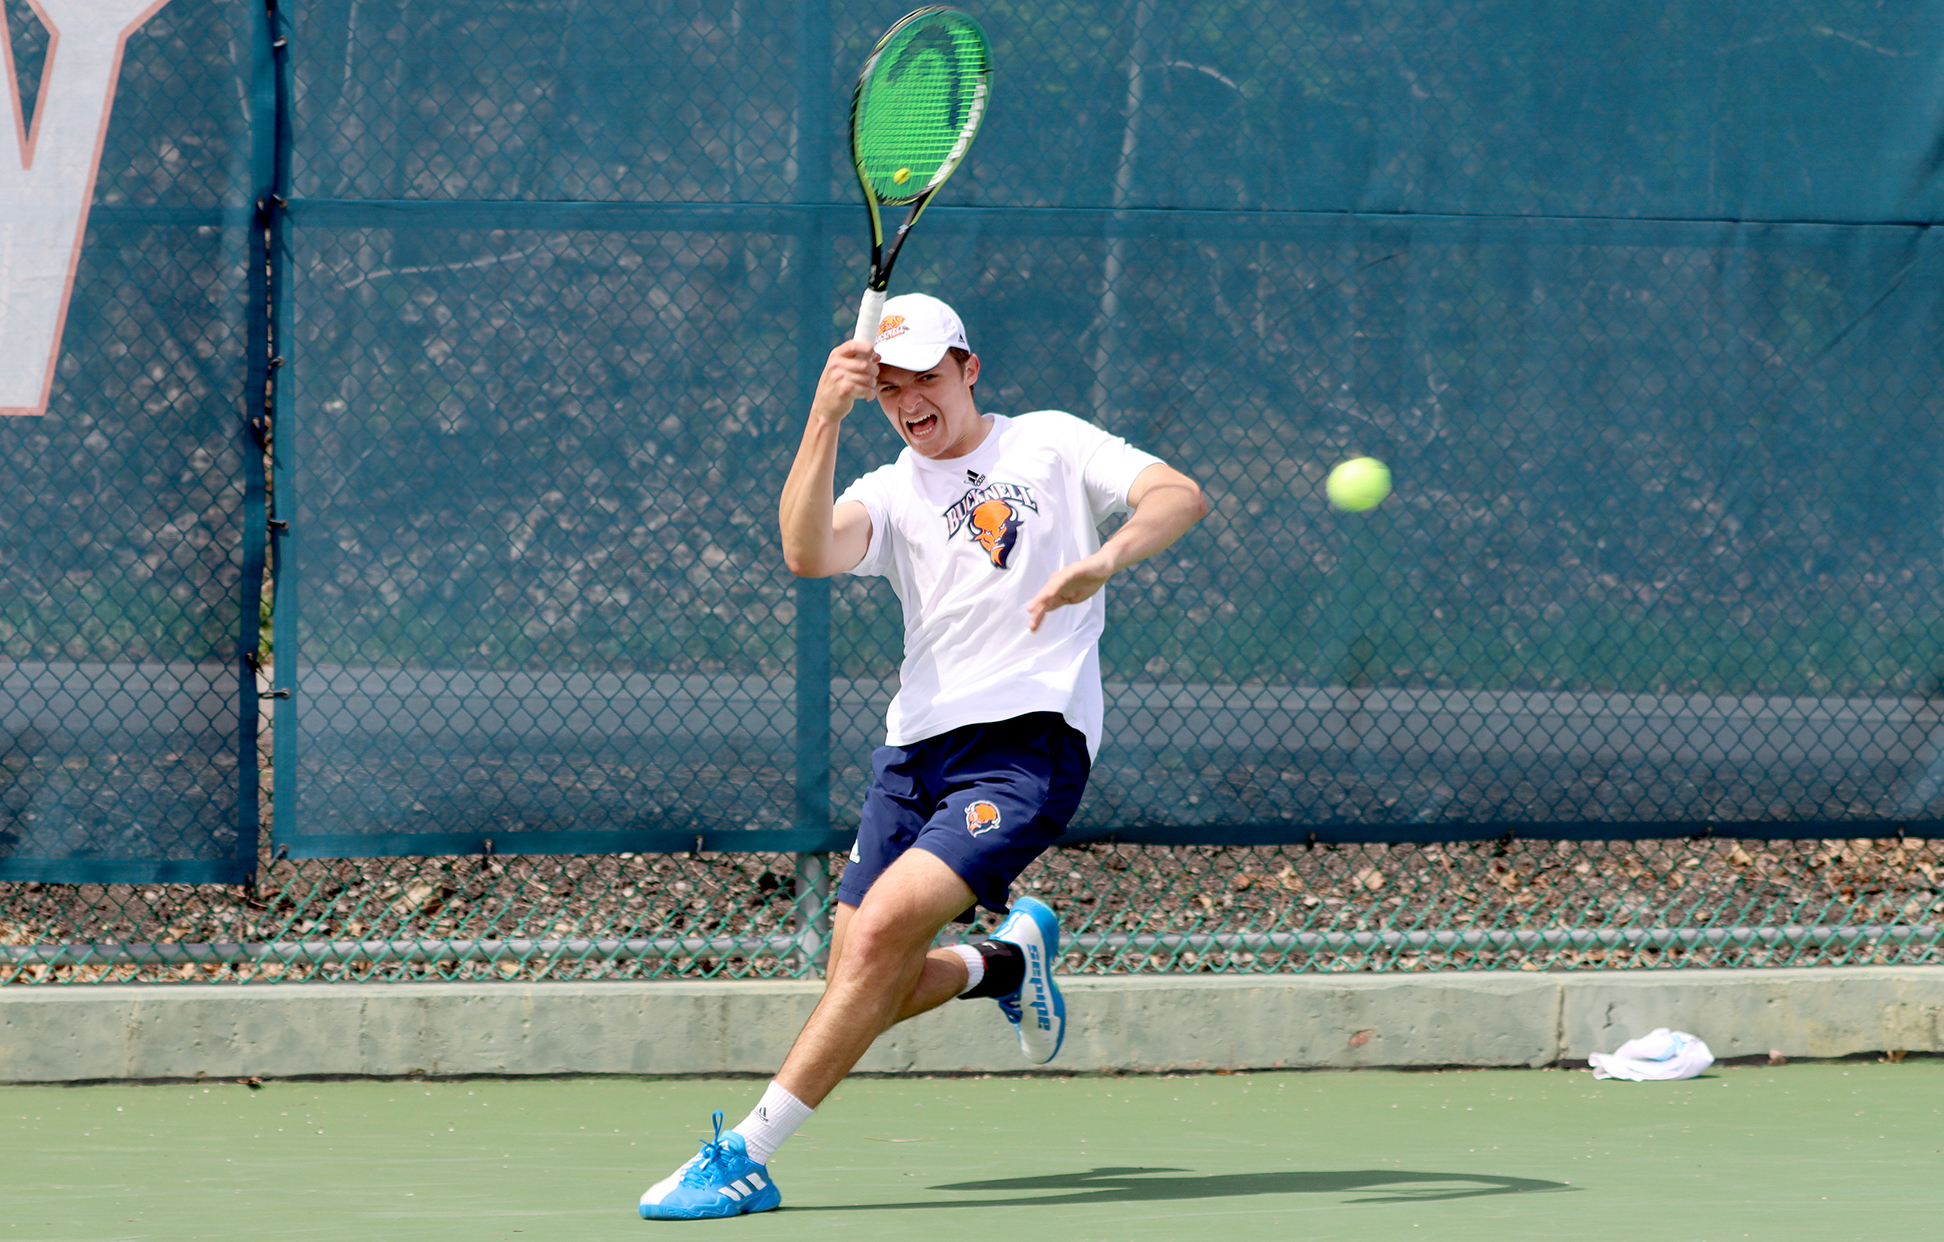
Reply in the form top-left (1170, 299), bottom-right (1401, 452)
top-left (0, 0), bottom-right (265, 882)
top-left (20, 3), bottom-right (1944, 878)
top-left (254, 1), bottom-right (1944, 853)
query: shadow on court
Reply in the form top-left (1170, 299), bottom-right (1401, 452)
top-left (797, 1165), bottom-right (1576, 1211)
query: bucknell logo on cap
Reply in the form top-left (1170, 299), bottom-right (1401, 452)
top-left (873, 293), bottom-right (968, 370)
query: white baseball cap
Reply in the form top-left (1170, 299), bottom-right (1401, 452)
top-left (872, 293), bottom-right (969, 371)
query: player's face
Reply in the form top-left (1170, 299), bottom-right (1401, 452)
top-left (874, 353), bottom-right (987, 459)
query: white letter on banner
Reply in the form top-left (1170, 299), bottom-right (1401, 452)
top-left (2, 0), bottom-right (175, 416)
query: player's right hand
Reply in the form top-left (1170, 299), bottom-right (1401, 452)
top-left (811, 340), bottom-right (879, 424)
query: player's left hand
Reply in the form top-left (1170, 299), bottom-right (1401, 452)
top-left (1025, 552), bottom-right (1116, 632)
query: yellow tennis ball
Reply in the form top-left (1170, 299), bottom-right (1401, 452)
top-left (893, 167), bottom-right (911, 184)
top-left (1326, 456), bottom-right (1391, 511)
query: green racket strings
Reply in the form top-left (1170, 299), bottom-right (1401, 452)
top-left (853, 14), bottom-right (989, 206)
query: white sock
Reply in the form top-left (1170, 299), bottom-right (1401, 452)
top-left (949, 943), bottom-right (985, 995)
top-left (731, 1081), bottom-right (814, 1164)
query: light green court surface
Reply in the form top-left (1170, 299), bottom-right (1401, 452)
top-left (6, 1063), bottom-right (1939, 1241)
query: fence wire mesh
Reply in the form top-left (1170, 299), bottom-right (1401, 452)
top-left (0, 0), bottom-right (260, 884)
top-left (264, 1), bottom-right (1944, 861)
top-left (5, 838), bottom-right (1941, 983)
top-left (11, 0), bottom-right (1944, 982)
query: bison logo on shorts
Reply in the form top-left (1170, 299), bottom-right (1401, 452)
top-left (965, 800), bottom-right (1003, 836)
top-left (969, 499), bottom-right (1023, 568)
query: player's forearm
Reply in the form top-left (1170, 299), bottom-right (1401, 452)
top-left (778, 415), bottom-right (848, 577)
top-left (1097, 477), bottom-right (1208, 574)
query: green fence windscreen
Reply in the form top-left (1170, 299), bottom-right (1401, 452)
top-left (263, 1), bottom-right (1944, 858)
top-left (0, 0), bottom-right (265, 884)
top-left (11, 3), bottom-right (1944, 879)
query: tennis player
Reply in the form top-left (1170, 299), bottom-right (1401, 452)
top-left (639, 293), bottom-right (1207, 1220)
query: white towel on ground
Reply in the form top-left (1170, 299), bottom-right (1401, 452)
top-left (1587, 1028), bottom-right (1715, 1081)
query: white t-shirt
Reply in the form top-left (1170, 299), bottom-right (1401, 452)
top-left (838, 410), bottom-right (1163, 757)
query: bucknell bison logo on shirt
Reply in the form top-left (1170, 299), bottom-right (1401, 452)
top-left (965, 800), bottom-right (1003, 836)
top-left (968, 498), bottom-right (1021, 567)
top-left (942, 481), bottom-right (1039, 570)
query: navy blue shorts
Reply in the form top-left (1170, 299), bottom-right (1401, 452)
top-left (836, 712), bottom-right (1090, 917)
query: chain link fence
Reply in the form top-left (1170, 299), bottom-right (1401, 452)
top-left (266, 2), bottom-right (1944, 860)
top-left (6, 837), bottom-right (1942, 983)
top-left (9, 2), bottom-right (1944, 980)
top-left (0, 0), bottom-right (264, 885)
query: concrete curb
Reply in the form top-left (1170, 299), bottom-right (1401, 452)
top-left (2, 968), bottom-right (1939, 1083)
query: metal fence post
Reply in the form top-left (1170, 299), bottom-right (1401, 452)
top-left (790, 0), bottom-right (835, 977)
top-left (264, 0), bottom-right (299, 863)
top-left (235, 0), bottom-right (282, 888)
top-left (792, 577), bottom-right (832, 975)
top-left (793, 850), bottom-right (832, 972)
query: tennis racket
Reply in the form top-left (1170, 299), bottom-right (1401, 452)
top-left (848, 6), bottom-right (992, 344)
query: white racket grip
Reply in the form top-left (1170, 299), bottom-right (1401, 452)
top-left (853, 288), bottom-right (887, 345)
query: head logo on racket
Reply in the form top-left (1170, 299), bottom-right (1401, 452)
top-left (846, 7), bottom-right (991, 345)
top-left (965, 800), bottom-right (1003, 836)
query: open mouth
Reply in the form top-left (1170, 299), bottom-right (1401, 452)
top-left (904, 411), bottom-right (940, 440)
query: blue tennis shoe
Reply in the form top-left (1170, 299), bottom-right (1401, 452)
top-left (991, 896), bottom-right (1066, 1063)
top-left (638, 1110), bottom-right (781, 1220)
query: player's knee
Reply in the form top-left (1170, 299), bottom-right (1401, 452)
top-left (831, 907), bottom-right (926, 976)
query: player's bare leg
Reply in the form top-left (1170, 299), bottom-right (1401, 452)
top-left (640, 848), bottom-right (978, 1220)
top-left (821, 899), bottom-right (982, 1024)
top-left (774, 846), bottom-right (976, 1107)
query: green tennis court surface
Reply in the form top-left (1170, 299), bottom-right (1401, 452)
top-left (7, 1062), bottom-right (1939, 1240)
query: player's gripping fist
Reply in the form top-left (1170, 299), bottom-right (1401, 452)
top-left (812, 340), bottom-right (879, 424)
